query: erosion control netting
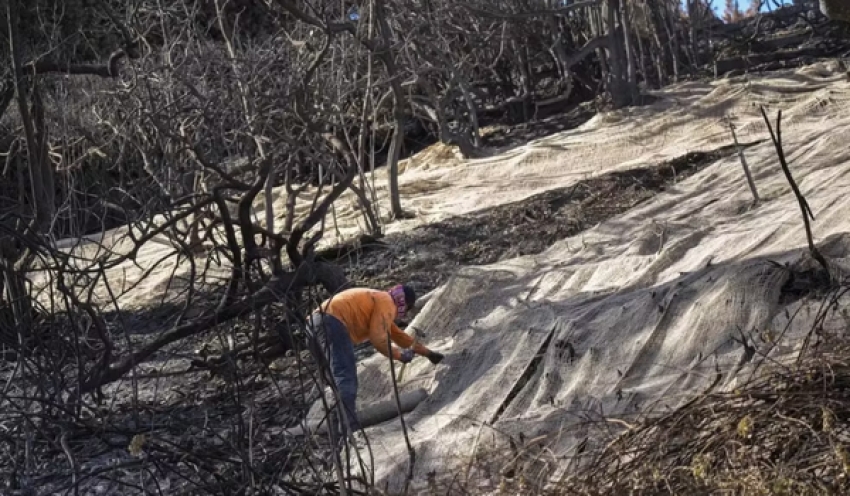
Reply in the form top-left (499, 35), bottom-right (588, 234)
top-left (345, 61), bottom-right (850, 491)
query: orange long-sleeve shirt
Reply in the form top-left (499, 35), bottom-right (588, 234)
top-left (314, 288), bottom-right (414, 360)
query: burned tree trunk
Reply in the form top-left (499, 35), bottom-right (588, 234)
top-left (820, 0), bottom-right (850, 22)
top-left (606, 0), bottom-right (636, 107)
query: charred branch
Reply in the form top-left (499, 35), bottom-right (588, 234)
top-left (26, 49), bottom-right (130, 79)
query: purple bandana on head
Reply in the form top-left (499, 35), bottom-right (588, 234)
top-left (388, 285), bottom-right (408, 320)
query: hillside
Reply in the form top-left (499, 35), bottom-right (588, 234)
top-left (8, 57), bottom-right (850, 495)
top-left (3, 1), bottom-right (850, 495)
top-left (356, 59), bottom-right (850, 492)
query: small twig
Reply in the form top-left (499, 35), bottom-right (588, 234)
top-left (386, 330), bottom-right (415, 493)
top-left (797, 285), bottom-right (850, 365)
top-left (463, 419), bottom-right (486, 485)
top-left (759, 107), bottom-right (830, 278)
top-left (728, 120), bottom-right (759, 203)
top-left (396, 325), bottom-right (418, 384)
top-left (59, 430), bottom-right (80, 496)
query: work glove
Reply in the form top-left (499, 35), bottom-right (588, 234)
top-left (427, 351), bottom-right (445, 365)
top-left (399, 348), bottom-right (415, 363)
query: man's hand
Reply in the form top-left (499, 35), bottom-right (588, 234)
top-left (399, 349), bottom-right (415, 363)
top-left (427, 351), bottom-right (445, 365)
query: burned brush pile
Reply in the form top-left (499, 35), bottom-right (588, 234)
top-left (567, 278), bottom-right (850, 496)
top-left (570, 347), bottom-right (850, 495)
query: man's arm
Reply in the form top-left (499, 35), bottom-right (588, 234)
top-left (368, 309), bottom-right (409, 360)
top-left (375, 317), bottom-right (442, 362)
top-left (369, 296), bottom-right (443, 364)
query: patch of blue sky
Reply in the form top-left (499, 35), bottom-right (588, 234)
top-left (682, 0), bottom-right (795, 15)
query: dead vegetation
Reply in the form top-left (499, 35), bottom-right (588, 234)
top-left (564, 285), bottom-right (850, 496)
top-left (584, 354), bottom-right (850, 495)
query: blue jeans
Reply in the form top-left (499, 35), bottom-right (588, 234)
top-left (307, 313), bottom-right (360, 433)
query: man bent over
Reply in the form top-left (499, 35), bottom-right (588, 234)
top-left (307, 284), bottom-right (444, 434)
